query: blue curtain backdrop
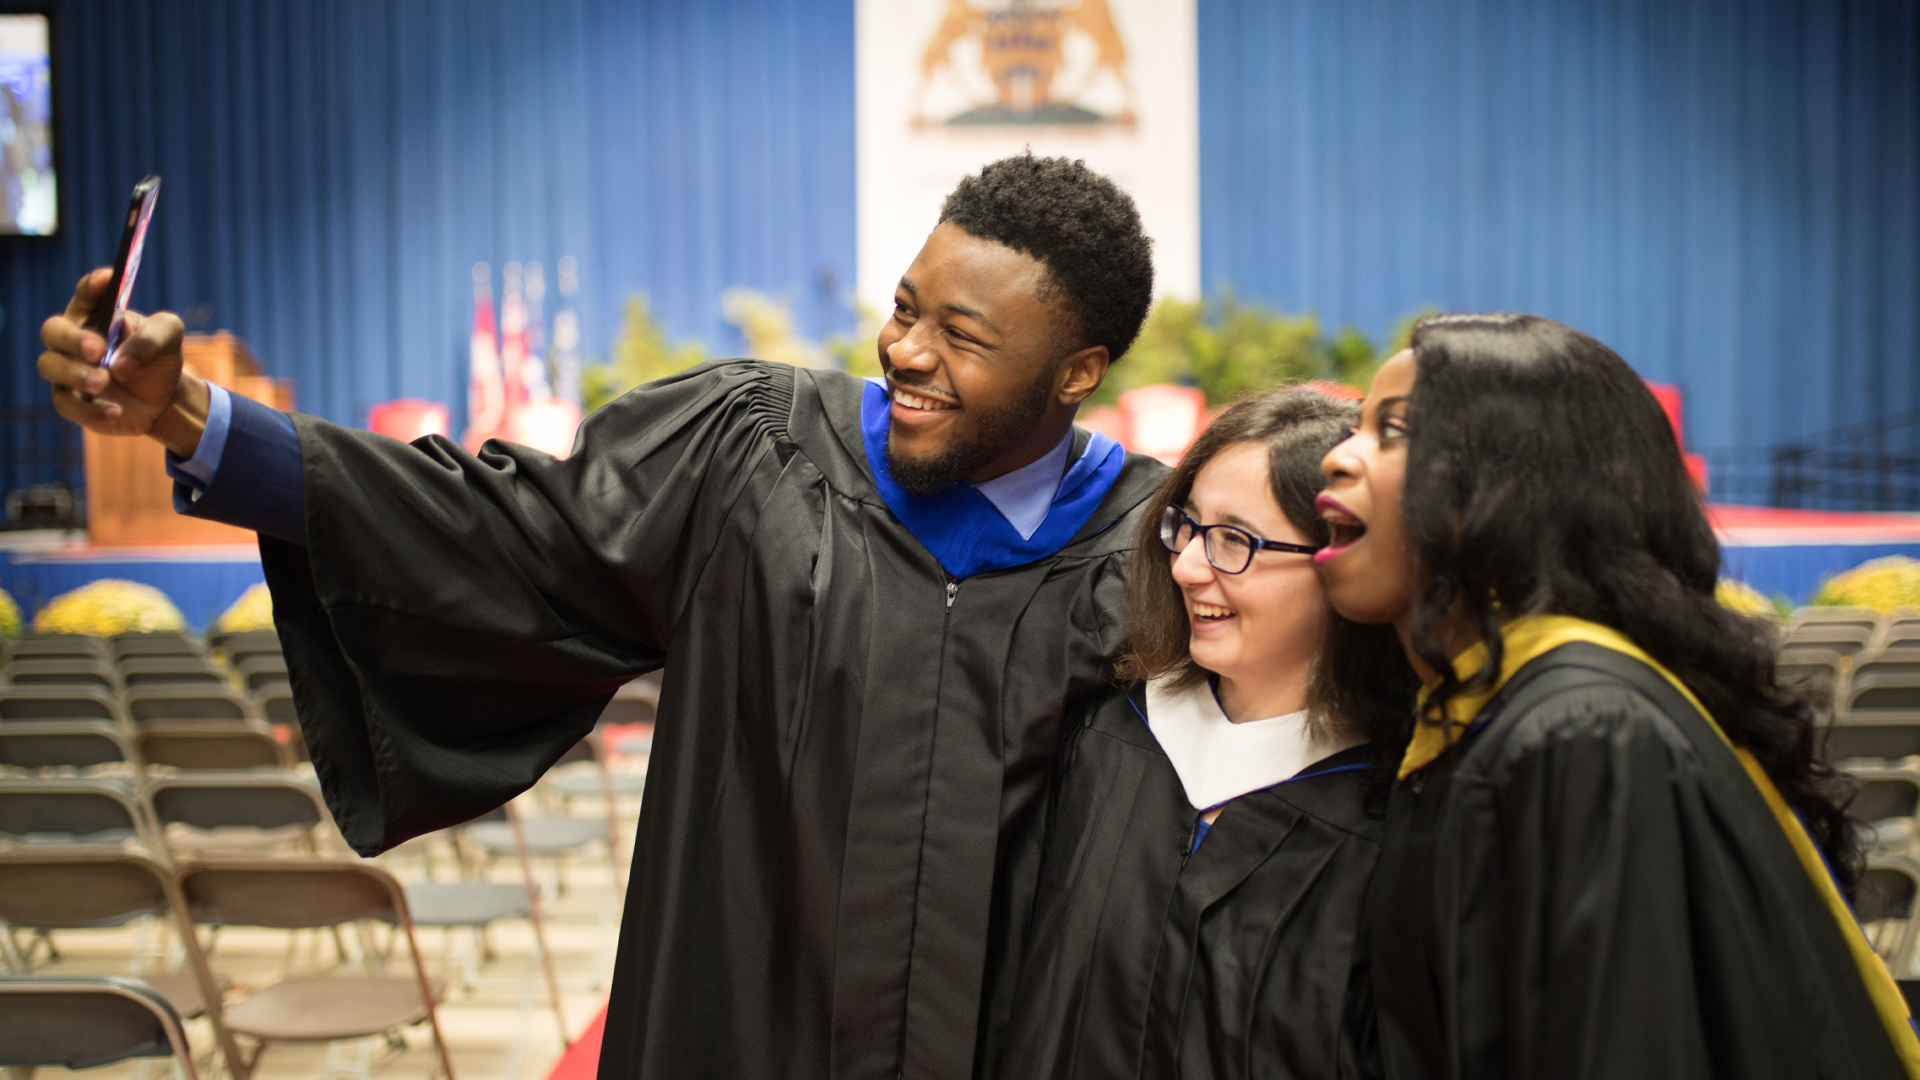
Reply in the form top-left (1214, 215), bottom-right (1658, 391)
top-left (0, 0), bottom-right (855, 436)
top-left (1199, 0), bottom-right (1919, 458)
top-left (2, 0), bottom-right (1914, 475)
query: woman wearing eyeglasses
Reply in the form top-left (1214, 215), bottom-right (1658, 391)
top-left (979, 388), bottom-right (1417, 1080)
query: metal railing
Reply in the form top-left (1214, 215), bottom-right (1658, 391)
top-left (0, 407), bottom-right (86, 529)
top-left (1701, 408), bottom-right (1920, 513)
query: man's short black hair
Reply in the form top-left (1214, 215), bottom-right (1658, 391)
top-left (939, 154), bottom-right (1155, 362)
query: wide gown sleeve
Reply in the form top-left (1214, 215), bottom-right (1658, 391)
top-left (1480, 685), bottom-right (1718, 1080)
top-left (262, 360), bottom-right (793, 855)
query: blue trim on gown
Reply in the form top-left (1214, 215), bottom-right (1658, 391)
top-left (860, 378), bottom-right (1124, 580)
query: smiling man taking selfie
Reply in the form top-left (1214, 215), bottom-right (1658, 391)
top-left (37, 154), bottom-right (1163, 1079)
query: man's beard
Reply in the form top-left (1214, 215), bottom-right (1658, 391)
top-left (886, 366), bottom-right (1057, 495)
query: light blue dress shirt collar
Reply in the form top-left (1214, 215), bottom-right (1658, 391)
top-left (971, 428), bottom-right (1073, 540)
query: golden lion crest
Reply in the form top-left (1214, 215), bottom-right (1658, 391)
top-left (912, 0), bottom-right (1137, 129)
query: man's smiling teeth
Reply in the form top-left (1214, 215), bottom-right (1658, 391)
top-left (1192, 601), bottom-right (1235, 621)
top-left (894, 389), bottom-right (957, 412)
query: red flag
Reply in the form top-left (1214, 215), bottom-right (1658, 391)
top-left (463, 263), bottom-right (505, 450)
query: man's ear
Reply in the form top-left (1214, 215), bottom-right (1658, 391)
top-left (1056, 345), bottom-right (1111, 406)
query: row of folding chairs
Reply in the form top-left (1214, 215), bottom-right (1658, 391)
top-left (0, 850), bottom-right (454, 1080)
top-left (3, 629), bottom-right (289, 693)
top-left (0, 771), bottom-right (334, 860)
top-left (1782, 608), bottom-right (1920, 657)
top-left (1784, 650), bottom-right (1920, 718)
top-left (0, 683), bottom-right (287, 726)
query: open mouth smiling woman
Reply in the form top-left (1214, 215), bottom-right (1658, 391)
top-left (982, 388), bottom-right (1417, 1080)
top-left (1317, 314), bottom-right (1920, 1080)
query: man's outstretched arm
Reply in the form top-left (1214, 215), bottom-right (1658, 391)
top-left (40, 268), bottom-right (305, 543)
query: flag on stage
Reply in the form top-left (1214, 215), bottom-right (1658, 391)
top-left (522, 262), bottom-right (555, 402)
top-left (551, 255), bottom-right (583, 407)
top-left (462, 263), bottom-right (505, 451)
top-left (500, 262), bottom-right (530, 421)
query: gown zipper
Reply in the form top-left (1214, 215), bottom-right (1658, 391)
top-left (945, 577), bottom-right (960, 608)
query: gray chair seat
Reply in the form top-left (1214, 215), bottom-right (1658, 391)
top-left (548, 764), bottom-right (646, 798)
top-left (465, 817), bottom-right (604, 854)
top-left (403, 882), bottom-right (534, 927)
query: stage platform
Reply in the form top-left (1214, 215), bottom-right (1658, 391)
top-left (0, 531), bottom-right (264, 632)
top-left (1, 504), bottom-right (1917, 631)
top-left (1708, 504), bottom-right (1920, 604)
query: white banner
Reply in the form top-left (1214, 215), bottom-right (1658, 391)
top-left (856, 0), bottom-right (1200, 322)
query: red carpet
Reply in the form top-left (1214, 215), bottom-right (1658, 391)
top-left (544, 1005), bottom-right (608, 1080)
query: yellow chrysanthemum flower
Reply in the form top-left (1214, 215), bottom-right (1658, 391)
top-left (1716, 578), bottom-right (1775, 617)
top-left (216, 583), bottom-right (275, 633)
top-left (0, 586), bottom-right (20, 638)
top-left (32, 579), bottom-right (187, 636)
top-left (1812, 556), bottom-right (1920, 614)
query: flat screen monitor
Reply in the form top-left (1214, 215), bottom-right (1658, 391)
top-left (0, 12), bottom-right (55, 236)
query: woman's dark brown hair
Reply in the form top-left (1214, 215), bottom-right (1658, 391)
top-left (1116, 388), bottom-right (1417, 748)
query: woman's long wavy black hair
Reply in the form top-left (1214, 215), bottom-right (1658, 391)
top-left (1404, 313), bottom-right (1859, 889)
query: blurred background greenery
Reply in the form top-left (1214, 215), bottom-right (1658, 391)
top-left (581, 288), bottom-right (1432, 414)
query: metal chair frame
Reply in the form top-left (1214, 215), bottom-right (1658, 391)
top-left (0, 974), bottom-right (200, 1079)
top-left (175, 859), bottom-right (457, 1080)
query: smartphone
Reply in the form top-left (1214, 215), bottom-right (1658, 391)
top-left (89, 175), bottom-right (162, 363)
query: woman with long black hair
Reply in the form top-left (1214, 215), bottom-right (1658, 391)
top-left (1315, 313), bottom-right (1920, 1079)
top-left (980, 388), bottom-right (1416, 1079)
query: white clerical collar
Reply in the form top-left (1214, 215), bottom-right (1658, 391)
top-left (1144, 674), bottom-right (1359, 811)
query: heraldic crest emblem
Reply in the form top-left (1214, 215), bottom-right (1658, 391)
top-left (912, 0), bottom-right (1137, 129)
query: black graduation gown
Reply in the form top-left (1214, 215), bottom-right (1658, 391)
top-left (1370, 641), bottom-right (1910, 1080)
top-left (984, 686), bottom-right (1385, 1080)
top-left (253, 360), bottom-right (1168, 1079)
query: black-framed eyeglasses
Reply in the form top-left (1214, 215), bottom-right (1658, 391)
top-left (1158, 504), bottom-right (1322, 574)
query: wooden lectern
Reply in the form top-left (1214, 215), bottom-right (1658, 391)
top-left (83, 333), bottom-right (295, 545)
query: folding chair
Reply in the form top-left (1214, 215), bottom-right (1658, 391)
top-left (462, 799), bottom-right (623, 896)
top-left (1791, 606), bottom-right (1881, 630)
top-left (1779, 654), bottom-right (1843, 715)
top-left (1850, 679), bottom-right (1920, 720)
top-left (1, 635), bottom-right (108, 665)
top-left (235, 655), bottom-right (290, 694)
top-left (0, 850), bottom-right (221, 1026)
top-left (1784, 626), bottom-right (1874, 658)
top-left (110, 631), bottom-right (203, 661)
top-left (253, 685), bottom-right (296, 723)
top-left (0, 777), bottom-right (156, 848)
top-left (1855, 649), bottom-right (1920, 681)
top-left (126, 687), bottom-right (253, 726)
top-left (3, 658), bottom-right (119, 692)
top-left (1885, 631), bottom-right (1920, 654)
top-left (1861, 856), bottom-right (1920, 978)
top-left (147, 772), bottom-right (333, 856)
top-left (137, 722), bottom-right (287, 771)
top-left (207, 630), bottom-right (280, 659)
top-left (1850, 770), bottom-right (1920, 852)
top-left (0, 975), bottom-right (199, 1078)
top-left (0, 722), bottom-right (136, 772)
top-left (119, 656), bottom-right (228, 691)
top-left (0, 686), bottom-right (125, 726)
top-left (402, 802), bottom-right (570, 1049)
top-left (544, 730), bottom-right (646, 816)
top-left (176, 859), bottom-right (455, 1080)
top-left (1823, 719), bottom-right (1920, 769)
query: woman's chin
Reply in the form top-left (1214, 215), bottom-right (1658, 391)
top-left (1186, 632), bottom-right (1238, 675)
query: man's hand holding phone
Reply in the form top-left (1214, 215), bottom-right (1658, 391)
top-left (38, 267), bottom-right (207, 457)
